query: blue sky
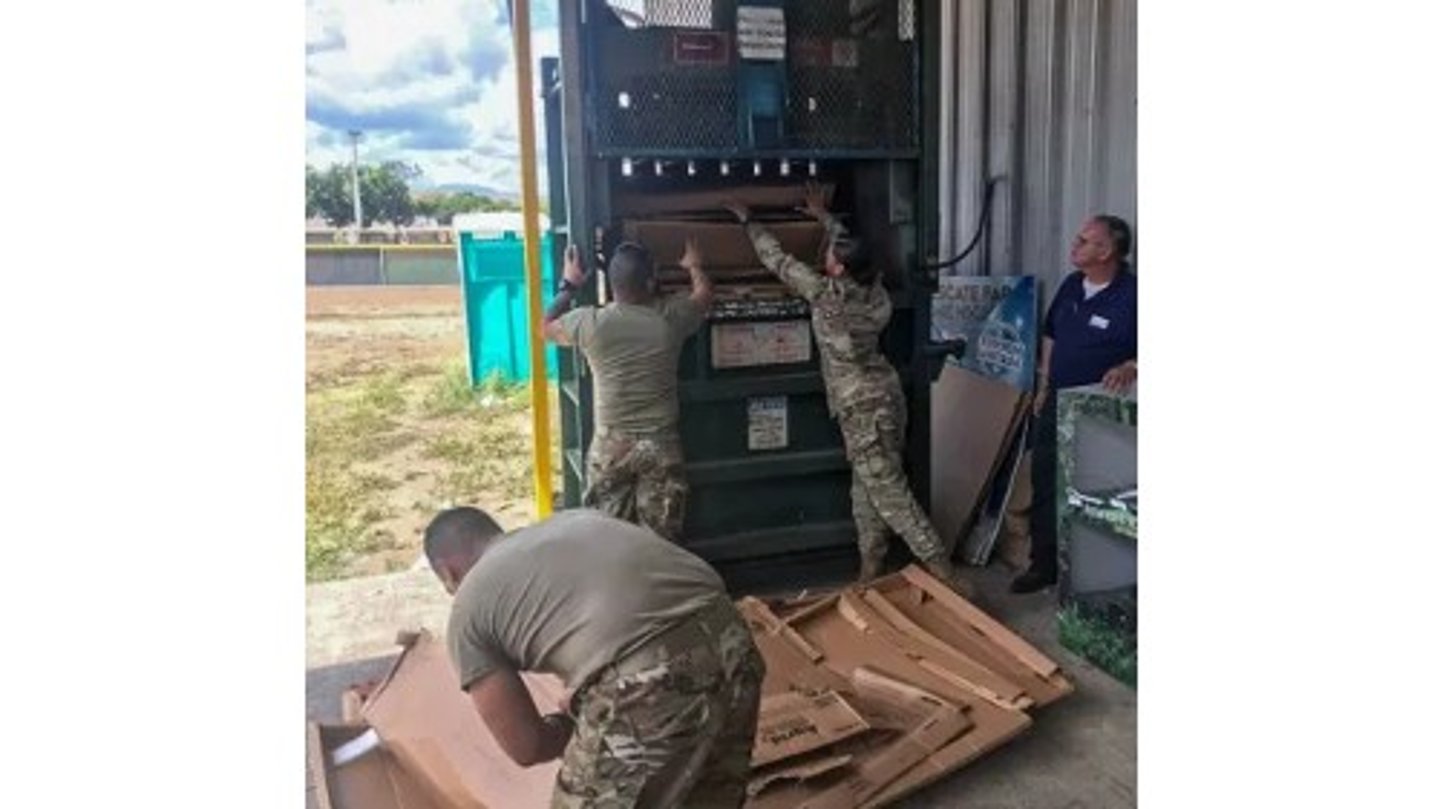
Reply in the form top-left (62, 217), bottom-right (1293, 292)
top-left (305, 0), bottom-right (560, 195)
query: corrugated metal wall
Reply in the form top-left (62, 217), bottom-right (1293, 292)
top-left (937, 0), bottom-right (1136, 306)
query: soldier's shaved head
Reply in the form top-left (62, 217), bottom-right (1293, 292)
top-left (607, 242), bottom-right (657, 302)
top-left (424, 506), bottom-right (505, 594)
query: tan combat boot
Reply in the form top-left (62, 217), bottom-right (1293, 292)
top-left (922, 556), bottom-right (977, 601)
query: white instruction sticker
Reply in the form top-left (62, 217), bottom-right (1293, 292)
top-left (737, 6), bottom-right (786, 60)
top-left (748, 396), bottom-right (789, 451)
top-left (711, 320), bottom-right (812, 369)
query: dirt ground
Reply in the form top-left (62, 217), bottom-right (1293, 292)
top-left (306, 285), bottom-right (559, 581)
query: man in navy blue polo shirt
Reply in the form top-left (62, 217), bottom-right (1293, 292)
top-left (1013, 215), bottom-right (1137, 593)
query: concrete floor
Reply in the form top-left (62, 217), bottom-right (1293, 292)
top-left (306, 563), bottom-right (1135, 809)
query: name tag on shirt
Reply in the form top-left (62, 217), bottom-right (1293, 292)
top-left (1088, 314), bottom-right (1111, 330)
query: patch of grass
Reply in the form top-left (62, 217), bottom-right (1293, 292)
top-left (306, 462), bottom-right (389, 581)
top-left (307, 335), bottom-right (562, 579)
top-left (355, 472), bottom-right (400, 492)
top-left (307, 381), bottom-right (415, 464)
top-left (421, 364), bottom-right (481, 417)
top-left (397, 363), bottom-right (442, 382)
top-left (421, 402), bottom-right (533, 505)
top-left (422, 434), bottom-right (476, 465)
top-left (421, 363), bottom-right (530, 418)
top-left (359, 372), bottom-right (408, 414)
top-left (1058, 604), bottom-right (1137, 687)
top-left (306, 377), bottom-right (412, 580)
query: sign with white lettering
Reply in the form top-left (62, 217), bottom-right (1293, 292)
top-left (737, 6), bottom-right (786, 60)
top-left (711, 320), bottom-right (812, 368)
top-left (748, 396), bottom-right (789, 451)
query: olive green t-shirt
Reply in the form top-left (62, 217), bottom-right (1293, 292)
top-left (446, 509), bottom-right (727, 691)
top-left (555, 296), bottom-right (705, 434)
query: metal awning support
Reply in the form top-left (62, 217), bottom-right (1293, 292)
top-left (507, 0), bottom-right (554, 517)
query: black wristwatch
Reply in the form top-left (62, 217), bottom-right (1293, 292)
top-left (558, 276), bottom-right (585, 294)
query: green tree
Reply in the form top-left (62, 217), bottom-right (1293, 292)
top-left (305, 161), bottom-right (421, 227)
top-left (306, 164), bottom-right (353, 225)
top-left (305, 165), bottom-right (319, 218)
top-left (413, 195), bottom-right (440, 222)
top-left (361, 162), bottom-right (416, 226)
top-left (306, 160), bottom-right (531, 227)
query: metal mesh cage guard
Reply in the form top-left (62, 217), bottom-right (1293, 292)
top-left (589, 0), bottom-right (916, 154)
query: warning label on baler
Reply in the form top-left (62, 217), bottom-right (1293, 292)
top-left (748, 396), bottom-right (789, 451)
top-left (737, 6), bottom-right (786, 60)
top-left (711, 320), bottom-right (812, 369)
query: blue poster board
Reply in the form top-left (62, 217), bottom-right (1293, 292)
top-left (932, 276), bottom-right (1038, 390)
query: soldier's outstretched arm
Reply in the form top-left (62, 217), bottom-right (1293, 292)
top-left (745, 222), bottom-right (826, 301)
top-left (679, 236), bottom-right (714, 312)
top-left (797, 180), bottom-right (849, 245)
top-left (723, 200), bottom-right (825, 301)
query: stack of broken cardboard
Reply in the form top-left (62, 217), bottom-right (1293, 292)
top-left (740, 565), bottom-right (1072, 807)
top-left (308, 565), bottom-right (1072, 809)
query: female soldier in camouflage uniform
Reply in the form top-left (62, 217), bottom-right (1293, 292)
top-left (725, 189), bottom-right (974, 597)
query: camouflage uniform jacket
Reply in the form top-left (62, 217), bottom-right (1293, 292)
top-left (744, 217), bottom-right (903, 417)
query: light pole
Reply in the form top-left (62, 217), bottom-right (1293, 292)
top-left (347, 129), bottom-right (364, 240)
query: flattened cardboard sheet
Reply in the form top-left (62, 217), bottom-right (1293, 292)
top-left (865, 579), bottom-right (1073, 707)
top-left (308, 722), bottom-right (445, 809)
top-left (611, 183), bottom-right (835, 218)
top-left (752, 690), bottom-right (871, 767)
top-left (897, 567), bottom-right (1062, 681)
top-left (839, 592), bottom-right (1031, 710)
top-left (359, 631), bottom-right (565, 809)
top-left (807, 706), bottom-right (971, 809)
top-left (783, 595), bottom-right (1033, 807)
top-left (747, 754), bottom-right (855, 799)
top-left (847, 666), bottom-right (958, 729)
top-left (929, 363), bottom-right (1026, 550)
top-left (623, 220), bottom-right (827, 269)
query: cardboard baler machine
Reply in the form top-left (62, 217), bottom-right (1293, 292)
top-left (547, 0), bottom-right (953, 592)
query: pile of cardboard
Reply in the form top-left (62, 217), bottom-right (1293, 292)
top-left (739, 566), bottom-right (1072, 807)
top-left (308, 566), bottom-right (1071, 809)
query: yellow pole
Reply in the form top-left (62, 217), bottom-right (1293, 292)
top-left (509, 0), bottom-right (553, 517)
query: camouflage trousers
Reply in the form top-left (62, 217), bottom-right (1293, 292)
top-left (553, 599), bottom-right (765, 809)
top-left (584, 427), bottom-right (688, 542)
top-left (837, 398), bottom-right (947, 566)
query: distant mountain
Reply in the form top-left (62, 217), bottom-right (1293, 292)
top-left (425, 182), bottom-right (521, 201)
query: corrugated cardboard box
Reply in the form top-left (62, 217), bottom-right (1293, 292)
top-left (307, 722), bottom-right (444, 809)
top-left (358, 631), bottom-right (566, 809)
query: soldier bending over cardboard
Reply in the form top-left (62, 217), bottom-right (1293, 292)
top-left (425, 506), bottom-right (764, 808)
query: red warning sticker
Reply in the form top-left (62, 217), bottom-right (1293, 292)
top-left (673, 31), bottom-right (730, 66)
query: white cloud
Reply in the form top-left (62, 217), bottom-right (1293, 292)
top-left (305, 0), bottom-right (560, 195)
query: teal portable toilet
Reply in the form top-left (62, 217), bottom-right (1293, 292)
top-left (458, 229), bottom-right (558, 384)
